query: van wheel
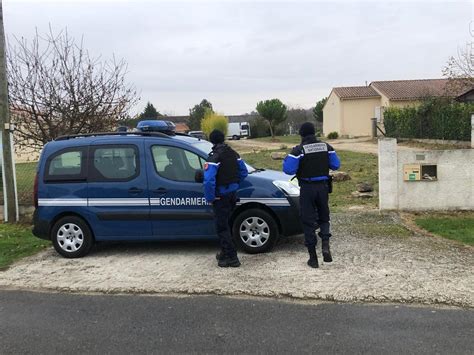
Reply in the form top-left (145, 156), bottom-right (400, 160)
top-left (51, 216), bottom-right (94, 258)
top-left (232, 135), bottom-right (240, 140)
top-left (233, 208), bottom-right (279, 254)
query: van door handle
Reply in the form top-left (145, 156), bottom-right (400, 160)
top-left (152, 188), bottom-right (167, 194)
top-left (128, 187), bottom-right (143, 194)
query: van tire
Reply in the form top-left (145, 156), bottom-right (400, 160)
top-left (51, 216), bottom-right (94, 258)
top-left (232, 135), bottom-right (240, 140)
top-left (233, 208), bottom-right (279, 254)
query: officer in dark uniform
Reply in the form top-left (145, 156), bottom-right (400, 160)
top-left (283, 122), bottom-right (340, 268)
top-left (204, 129), bottom-right (248, 267)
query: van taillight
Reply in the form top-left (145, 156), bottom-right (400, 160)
top-left (33, 173), bottom-right (39, 208)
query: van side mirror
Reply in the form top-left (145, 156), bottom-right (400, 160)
top-left (195, 169), bottom-right (204, 183)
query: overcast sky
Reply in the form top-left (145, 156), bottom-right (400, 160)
top-left (3, 0), bottom-right (473, 115)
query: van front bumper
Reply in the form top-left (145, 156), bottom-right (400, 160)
top-left (32, 210), bottom-right (50, 240)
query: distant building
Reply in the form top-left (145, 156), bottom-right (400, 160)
top-left (456, 87), bottom-right (474, 103)
top-left (174, 122), bottom-right (190, 133)
top-left (323, 79), bottom-right (473, 137)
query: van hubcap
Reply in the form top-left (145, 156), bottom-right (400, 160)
top-left (57, 223), bottom-right (84, 252)
top-left (240, 217), bottom-right (270, 247)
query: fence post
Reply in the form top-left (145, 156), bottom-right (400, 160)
top-left (378, 138), bottom-right (398, 211)
top-left (471, 113), bottom-right (474, 149)
top-left (371, 117), bottom-right (377, 138)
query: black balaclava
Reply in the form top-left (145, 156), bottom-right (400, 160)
top-left (209, 129), bottom-right (225, 145)
top-left (299, 122), bottom-right (315, 137)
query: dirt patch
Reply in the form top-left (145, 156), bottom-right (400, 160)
top-left (1, 212), bottom-right (472, 307)
top-left (229, 138), bottom-right (420, 155)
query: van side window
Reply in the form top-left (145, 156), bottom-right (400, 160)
top-left (151, 146), bottom-right (205, 182)
top-left (45, 148), bottom-right (86, 182)
top-left (90, 145), bottom-right (138, 182)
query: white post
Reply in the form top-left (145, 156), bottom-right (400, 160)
top-left (9, 127), bottom-right (18, 221)
top-left (0, 132), bottom-right (6, 221)
top-left (471, 114), bottom-right (474, 149)
top-left (378, 138), bottom-right (399, 210)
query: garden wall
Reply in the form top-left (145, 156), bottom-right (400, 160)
top-left (379, 138), bottom-right (473, 211)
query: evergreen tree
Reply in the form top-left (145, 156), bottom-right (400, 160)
top-left (256, 98), bottom-right (287, 139)
top-left (139, 102), bottom-right (160, 120)
top-left (189, 99), bottom-right (213, 130)
top-left (313, 97), bottom-right (327, 123)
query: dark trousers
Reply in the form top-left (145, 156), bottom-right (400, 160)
top-left (212, 192), bottom-right (238, 258)
top-left (299, 182), bottom-right (331, 248)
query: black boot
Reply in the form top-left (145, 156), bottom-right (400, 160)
top-left (322, 240), bottom-right (333, 262)
top-left (307, 247), bottom-right (319, 268)
top-left (218, 255), bottom-right (241, 268)
top-left (216, 251), bottom-right (225, 261)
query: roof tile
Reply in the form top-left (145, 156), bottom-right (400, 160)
top-left (370, 79), bottom-right (472, 100)
top-left (332, 86), bottom-right (380, 99)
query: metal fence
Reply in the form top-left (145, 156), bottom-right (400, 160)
top-left (0, 161), bottom-right (37, 206)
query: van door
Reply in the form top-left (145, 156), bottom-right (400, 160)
top-left (145, 141), bottom-right (215, 238)
top-left (87, 141), bottom-right (152, 240)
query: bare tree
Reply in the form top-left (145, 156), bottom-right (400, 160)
top-left (442, 42), bottom-right (474, 95)
top-left (7, 27), bottom-right (138, 150)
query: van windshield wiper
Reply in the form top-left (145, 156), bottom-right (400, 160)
top-left (249, 168), bottom-right (265, 174)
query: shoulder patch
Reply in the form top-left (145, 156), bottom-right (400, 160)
top-left (303, 143), bottom-right (328, 154)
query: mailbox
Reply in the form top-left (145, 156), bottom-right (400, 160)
top-left (403, 164), bottom-right (437, 181)
top-left (404, 164), bottom-right (421, 181)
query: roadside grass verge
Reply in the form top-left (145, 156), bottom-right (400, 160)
top-left (241, 149), bottom-right (378, 211)
top-left (0, 223), bottom-right (49, 270)
top-left (414, 213), bottom-right (474, 246)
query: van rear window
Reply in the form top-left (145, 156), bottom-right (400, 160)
top-left (45, 148), bottom-right (86, 182)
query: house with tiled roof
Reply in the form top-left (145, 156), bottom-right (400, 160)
top-left (323, 79), bottom-right (473, 137)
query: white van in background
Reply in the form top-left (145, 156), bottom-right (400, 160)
top-left (228, 122), bottom-right (250, 140)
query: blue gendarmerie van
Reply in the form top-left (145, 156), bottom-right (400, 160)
top-left (33, 121), bottom-right (302, 258)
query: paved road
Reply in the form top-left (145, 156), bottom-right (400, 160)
top-left (0, 291), bottom-right (472, 354)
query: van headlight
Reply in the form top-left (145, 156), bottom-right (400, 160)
top-left (273, 180), bottom-right (300, 196)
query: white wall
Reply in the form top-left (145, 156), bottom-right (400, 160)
top-left (340, 97), bottom-right (381, 137)
top-left (379, 138), bottom-right (474, 211)
top-left (322, 91), bottom-right (340, 135)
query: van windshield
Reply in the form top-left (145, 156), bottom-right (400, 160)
top-left (192, 141), bottom-right (256, 173)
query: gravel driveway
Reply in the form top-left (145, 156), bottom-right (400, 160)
top-left (1, 212), bottom-right (472, 307)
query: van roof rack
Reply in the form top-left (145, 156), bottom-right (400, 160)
top-left (55, 131), bottom-right (172, 141)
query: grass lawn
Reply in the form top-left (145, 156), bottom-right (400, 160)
top-left (241, 149), bottom-right (378, 211)
top-left (0, 223), bottom-right (49, 270)
top-left (414, 213), bottom-right (474, 246)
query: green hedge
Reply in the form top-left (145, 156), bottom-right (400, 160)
top-left (384, 98), bottom-right (473, 141)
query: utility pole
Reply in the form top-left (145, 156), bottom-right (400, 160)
top-left (0, 1), bottom-right (17, 222)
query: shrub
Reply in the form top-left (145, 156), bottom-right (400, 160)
top-left (384, 98), bottom-right (474, 141)
top-left (201, 110), bottom-right (228, 137)
top-left (327, 131), bottom-right (339, 139)
top-left (250, 117), bottom-right (271, 138)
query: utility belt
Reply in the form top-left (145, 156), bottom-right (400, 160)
top-left (295, 176), bottom-right (333, 193)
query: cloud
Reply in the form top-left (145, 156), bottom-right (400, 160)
top-left (3, 0), bottom-right (472, 115)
